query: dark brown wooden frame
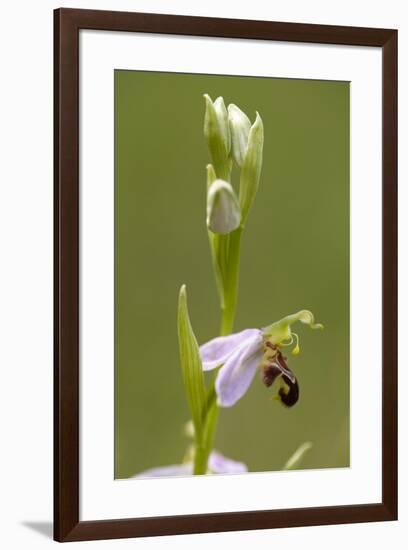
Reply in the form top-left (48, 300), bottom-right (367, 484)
top-left (54, 7), bottom-right (398, 542)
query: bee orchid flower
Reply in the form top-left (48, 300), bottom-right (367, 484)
top-left (200, 310), bottom-right (323, 407)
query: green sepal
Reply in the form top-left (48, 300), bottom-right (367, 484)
top-left (203, 94), bottom-right (232, 180)
top-left (239, 112), bottom-right (264, 225)
top-left (264, 310), bottom-right (323, 345)
top-left (228, 103), bottom-right (251, 167)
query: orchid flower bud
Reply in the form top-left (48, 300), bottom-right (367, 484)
top-left (203, 94), bottom-right (231, 180)
top-left (239, 112), bottom-right (264, 225)
top-left (207, 179), bottom-right (241, 234)
top-left (228, 104), bottom-right (251, 167)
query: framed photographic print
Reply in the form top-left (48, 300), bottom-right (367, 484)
top-left (54, 8), bottom-right (397, 542)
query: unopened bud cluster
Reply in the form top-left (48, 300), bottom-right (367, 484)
top-left (204, 94), bottom-right (264, 233)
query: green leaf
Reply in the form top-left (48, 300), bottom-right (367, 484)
top-left (177, 285), bottom-right (206, 441)
top-left (202, 387), bottom-right (219, 453)
top-left (283, 442), bottom-right (313, 470)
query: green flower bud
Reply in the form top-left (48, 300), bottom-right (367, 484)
top-left (213, 96), bottom-right (231, 154)
top-left (228, 104), bottom-right (251, 167)
top-left (203, 94), bottom-right (231, 180)
top-left (239, 112), bottom-right (264, 225)
top-left (207, 179), bottom-right (241, 234)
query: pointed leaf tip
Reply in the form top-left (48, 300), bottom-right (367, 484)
top-left (283, 442), bottom-right (313, 470)
top-left (177, 285), bottom-right (206, 442)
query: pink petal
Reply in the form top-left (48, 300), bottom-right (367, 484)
top-left (208, 451), bottom-right (248, 474)
top-left (132, 463), bottom-right (192, 479)
top-left (215, 333), bottom-right (264, 406)
top-left (200, 328), bottom-right (261, 371)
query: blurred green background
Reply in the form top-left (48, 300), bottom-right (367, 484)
top-left (114, 70), bottom-right (349, 478)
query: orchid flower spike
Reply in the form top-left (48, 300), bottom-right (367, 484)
top-left (200, 310), bottom-right (323, 407)
top-left (133, 450), bottom-right (247, 478)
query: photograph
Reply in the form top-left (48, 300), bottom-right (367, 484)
top-left (0, 1), bottom-right (400, 548)
top-left (114, 70), bottom-right (350, 479)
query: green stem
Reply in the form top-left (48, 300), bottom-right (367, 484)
top-left (193, 443), bottom-right (208, 475)
top-left (220, 227), bottom-right (242, 335)
top-left (193, 385), bottom-right (219, 474)
top-left (193, 243), bottom-right (241, 474)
